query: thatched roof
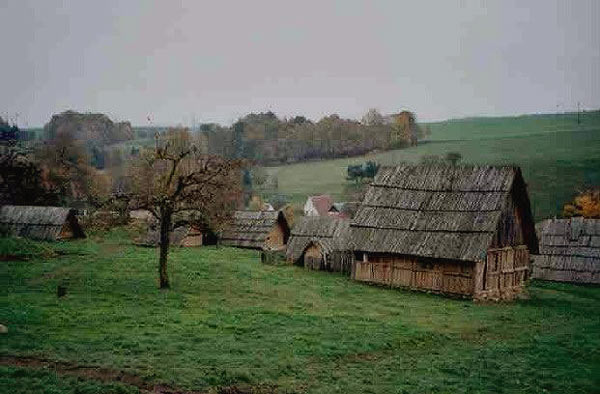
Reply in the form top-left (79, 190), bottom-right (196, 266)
top-left (532, 217), bottom-right (599, 283)
top-left (286, 216), bottom-right (350, 262)
top-left (350, 164), bottom-right (537, 262)
top-left (220, 210), bottom-right (288, 249)
top-left (0, 205), bottom-right (84, 241)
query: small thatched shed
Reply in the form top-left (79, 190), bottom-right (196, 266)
top-left (0, 205), bottom-right (85, 241)
top-left (350, 164), bottom-right (538, 300)
top-left (532, 217), bottom-right (599, 284)
top-left (135, 225), bottom-right (206, 247)
top-left (220, 210), bottom-right (290, 250)
top-left (286, 216), bottom-right (352, 274)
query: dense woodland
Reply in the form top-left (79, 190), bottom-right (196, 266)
top-left (199, 110), bottom-right (427, 165)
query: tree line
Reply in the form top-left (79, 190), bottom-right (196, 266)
top-left (199, 109), bottom-right (429, 165)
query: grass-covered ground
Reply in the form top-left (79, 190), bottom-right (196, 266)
top-left (264, 112), bottom-right (600, 221)
top-left (1, 230), bottom-right (599, 393)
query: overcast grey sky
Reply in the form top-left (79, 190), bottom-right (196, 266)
top-left (1, 0), bottom-right (598, 127)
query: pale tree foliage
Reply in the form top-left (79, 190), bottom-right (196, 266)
top-left (361, 108), bottom-right (384, 126)
top-left (128, 128), bottom-right (243, 288)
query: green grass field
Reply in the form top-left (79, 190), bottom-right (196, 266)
top-left (2, 230), bottom-right (599, 393)
top-left (264, 112), bottom-right (600, 221)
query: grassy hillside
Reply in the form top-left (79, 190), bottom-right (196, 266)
top-left (264, 112), bottom-right (600, 221)
top-left (2, 230), bottom-right (599, 393)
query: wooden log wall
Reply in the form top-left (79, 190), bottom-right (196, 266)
top-left (304, 244), bottom-right (324, 270)
top-left (327, 251), bottom-right (353, 275)
top-left (474, 245), bottom-right (529, 300)
top-left (303, 246), bottom-right (353, 275)
top-left (264, 223), bottom-right (286, 250)
top-left (352, 254), bottom-right (475, 297)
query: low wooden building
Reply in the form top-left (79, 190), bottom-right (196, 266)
top-left (0, 205), bottom-right (85, 241)
top-left (350, 164), bottom-right (538, 300)
top-left (136, 225), bottom-right (207, 247)
top-left (532, 217), bottom-right (599, 284)
top-left (286, 216), bottom-right (352, 274)
top-left (220, 210), bottom-right (290, 250)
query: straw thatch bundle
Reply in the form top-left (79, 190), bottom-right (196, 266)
top-left (0, 205), bottom-right (85, 241)
top-left (220, 210), bottom-right (290, 250)
top-left (532, 217), bottom-right (600, 284)
top-left (350, 164), bottom-right (538, 262)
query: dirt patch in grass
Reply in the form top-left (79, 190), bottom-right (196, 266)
top-left (0, 255), bottom-right (28, 261)
top-left (1, 355), bottom-right (280, 394)
top-left (1, 355), bottom-right (205, 394)
top-left (217, 384), bottom-right (278, 394)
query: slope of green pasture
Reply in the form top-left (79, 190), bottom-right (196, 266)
top-left (265, 112), bottom-right (600, 220)
top-left (2, 231), bottom-right (599, 393)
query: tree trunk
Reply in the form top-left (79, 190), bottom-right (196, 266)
top-left (158, 210), bottom-right (172, 289)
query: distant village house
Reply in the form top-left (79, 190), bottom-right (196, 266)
top-left (304, 195), bottom-right (348, 218)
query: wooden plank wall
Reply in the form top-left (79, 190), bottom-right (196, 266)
top-left (304, 244), bottom-right (324, 270)
top-left (181, 235), bottom-right (203, 247)
top-left (353, 255), bottom-right (475, 296)
top-left (474, 245), bottom-right (529, 300)
top-left (59, 223), bottom-right (74, 239)
top-left (265, 223), bottom-right (285, 250)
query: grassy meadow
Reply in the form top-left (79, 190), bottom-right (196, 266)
top-left (264, 112), bottom-right (600, 221)
top-left (2, 229), bottom-right (599, 393)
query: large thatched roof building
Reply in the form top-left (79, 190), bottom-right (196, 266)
top-left (350, 164), bottom-right (538, 300)
top-left (286, 216), bottom-right (352, 274)
top-left (532, 217), bottom-right (599, 284)
top-left (0, 205), bottom-right (85, 241)
top-left (220, 210), bottom-right (290, 250)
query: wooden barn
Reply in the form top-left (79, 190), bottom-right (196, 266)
top-left (286, 216), bottom-right (352, 274)
top-left (532, 217), bottom-right (599, 284)
top-left (0, 205), bottom-right (85, 241)
top-left (220, 210), bottom-right (290, 250)
top-left (350, 164), bottom-right (538, 300)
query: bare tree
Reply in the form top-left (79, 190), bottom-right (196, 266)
top-left (361, 108), bottom-right (384, 126)
top-left (128, 128), bottom-right (243, 288)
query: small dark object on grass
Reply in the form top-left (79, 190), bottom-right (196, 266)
top-left (57, 285), bottom-right (67, 298)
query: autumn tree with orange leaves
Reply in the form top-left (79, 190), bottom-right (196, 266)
top-left (563, 188), bottom-right (600, 219)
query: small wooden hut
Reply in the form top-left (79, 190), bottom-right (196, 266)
top-left (532, 217), bottom-right (599, 284)
top-left (136, 225), bottom-right (206, 247)
top-left (286, 216), bottom-right (352, 274)
top-left (220, 210), bottom-right (290, 250)
top-left (0, 205), bottom-right (85, 241)
top-left (350, 164), bottom-right (538, 300)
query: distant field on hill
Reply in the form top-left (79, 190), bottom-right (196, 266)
top-left (264, 112), bottom-right (600, 221)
